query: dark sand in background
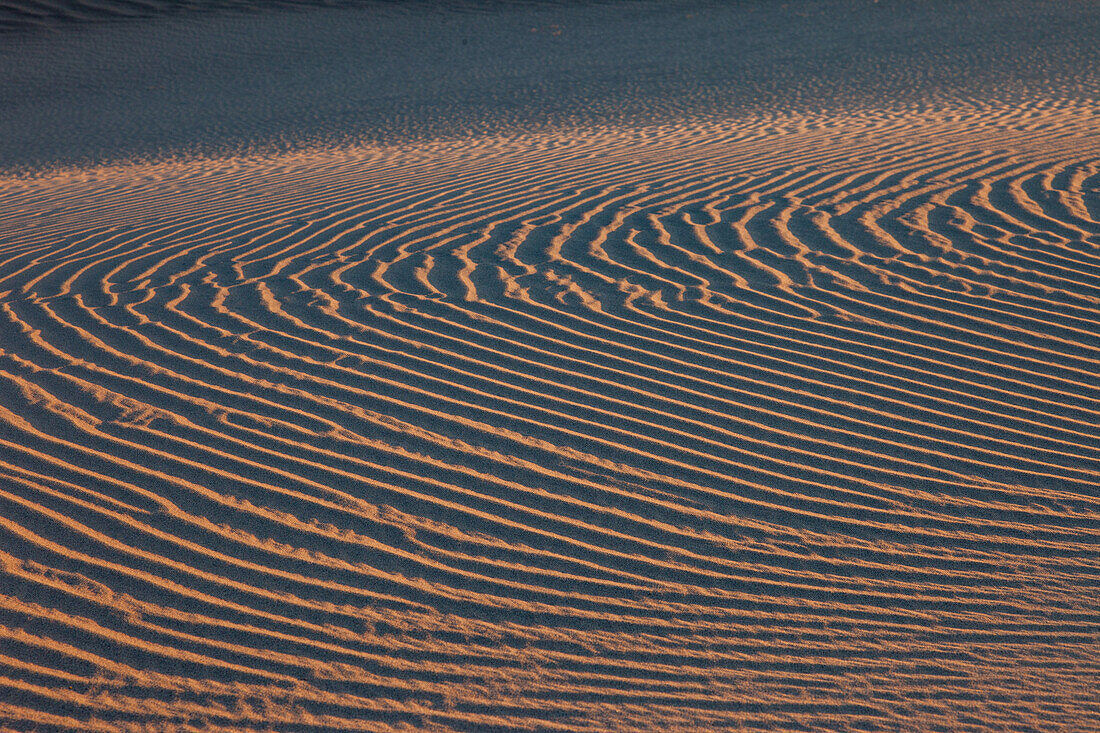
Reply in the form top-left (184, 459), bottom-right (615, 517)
top-left (1, 2), bottom-right (1099, 731)
top-left (2, 0), bottom-right (1099, 167)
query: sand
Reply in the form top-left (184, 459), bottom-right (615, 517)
top-left (1, 1), bottom-right (1099, 731)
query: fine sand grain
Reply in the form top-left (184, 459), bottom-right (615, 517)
top-left (1, 1), bottom-right (1099, 731)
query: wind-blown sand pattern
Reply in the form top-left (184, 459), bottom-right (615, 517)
top-left (2, 2), bottom-right (1100, 731)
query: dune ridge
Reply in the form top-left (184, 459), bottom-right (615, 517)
top-left (0, 94), bottom-right (1099, 730)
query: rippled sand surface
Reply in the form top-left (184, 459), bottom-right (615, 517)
top-left (1, 2), bottom-right (1099, 731)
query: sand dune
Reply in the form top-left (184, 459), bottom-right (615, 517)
top-left (3, 99), bottom-right (1099, 731)
top-left (2, 1), bottom-right (1100, 731)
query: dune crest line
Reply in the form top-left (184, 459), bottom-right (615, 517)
top-left (1, 99), bottom-right (1099, 731)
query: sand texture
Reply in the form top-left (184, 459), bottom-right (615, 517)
top-left (1, 1), bottom-right (1099, 731)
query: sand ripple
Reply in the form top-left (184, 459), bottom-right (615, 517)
top-left (0, 99), bottom-right (1099, 730)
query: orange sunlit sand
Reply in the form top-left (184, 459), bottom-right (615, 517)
top-left (1, 1), bottom-right (1099, 731)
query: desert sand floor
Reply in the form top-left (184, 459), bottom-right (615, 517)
top-left (1, 1), bottom-right (1099, 731)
